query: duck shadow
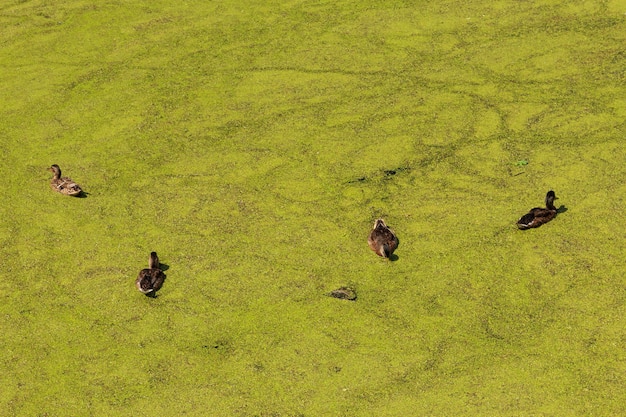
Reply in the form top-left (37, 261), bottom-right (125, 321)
top-left (389, 254), bottom-right (399, 262)
top-left (75, 191), bottom-right (89, 198)
top-left (557, 205), bottom-right (568, 214)
top-left (159, 263), bottom-right (170, 271)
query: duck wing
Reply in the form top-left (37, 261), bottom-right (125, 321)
top-left (136, 268), bottom-right (166, 293)
top-left (517, 207), bottom-right (555, 229)
top-left (383, 229), bottom-right (399, 254)
top-left (53, 177), bottom-right (83, 195)
top-left (368, 226), bottom-right (399, 256)
top-left (148, 269), bottom-right (166, 292)
top-left (517, 210), bottom-right (537, 229)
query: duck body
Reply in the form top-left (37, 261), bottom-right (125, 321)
top-left (517, 191), bottom-right (558, 230)
top-left (136, 252), bottom-right (166, 297)
top-left (328, 287), bottom-right (357, 301)
top-left (48, 164), bottom-right (83, 196)
top-left (367, 218), bottom-right (399, 258)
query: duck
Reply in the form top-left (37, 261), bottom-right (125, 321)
top-left (328, 287), bottom-right (357, 301)
top-left (516, 190), bottom-right (558, 230)
top-left (48, 164), bottom-right (83, 196)
top-left (367, 218), bottom-right (399, 258)
top-left (136, 252), bottom-right (166, 297)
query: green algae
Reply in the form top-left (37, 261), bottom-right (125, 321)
top-left (1, 0), bottom-right (626, 416)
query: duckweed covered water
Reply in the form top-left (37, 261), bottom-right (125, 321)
top-left (1, 0), bottom-right (625, 415)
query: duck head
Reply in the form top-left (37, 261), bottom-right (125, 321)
top-left (149, 252), bottom-right (160, 269)
top-left (545, 190), bottom-right (557, 210)
top-left (48, 164), bottom-right (61, 179)
top-left (374, 218), bottom-right (387, 229)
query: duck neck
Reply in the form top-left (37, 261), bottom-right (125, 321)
top-left (149, 252), bottom-right (159, 269)
top-left (546, 197), bottom-right (556, 211)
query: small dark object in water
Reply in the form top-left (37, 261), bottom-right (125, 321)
top-left (328, 287), bottom-right (357, 301)
top-left (348, 176), bottom-right (367, 184)
top-left (136, 252), bottom-right (166, 297)
top-left (517, 190), bottom-right (558, 230)
top-left (367, 218), bottom-right (399, 258)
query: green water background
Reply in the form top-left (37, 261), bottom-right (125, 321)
top-left (1, 0), bottom-right (625, 415)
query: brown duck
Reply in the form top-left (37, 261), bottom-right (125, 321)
top-left (48, 164), bottom-right (83, 196)
top-left (517, 190), bottom-right (558, 230)
top-left (367, 218), bottom-right (399, 258)
top-left (136, 252), bottom-right (166, 297)
top-left (328, 287), bottom-right (357, 301)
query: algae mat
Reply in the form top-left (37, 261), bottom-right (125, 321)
top-left (1, 0), bottom-right (625, 415)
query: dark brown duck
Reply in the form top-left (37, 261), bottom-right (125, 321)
top-left (136, 252), bottom-right (166, 297)
top-left (517, 190), bottom-right (558, 230)
top-left (367, 218), bottom-right (399, 258)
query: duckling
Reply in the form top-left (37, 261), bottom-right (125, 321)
top-left (367, 218), bottom-right (399, 258)
top-left (517, 190), bottom-right (558, 230)
top-left (48, 164), bottom-right (83, 196)
top-left (136, 252), bottom-right (166, 297)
